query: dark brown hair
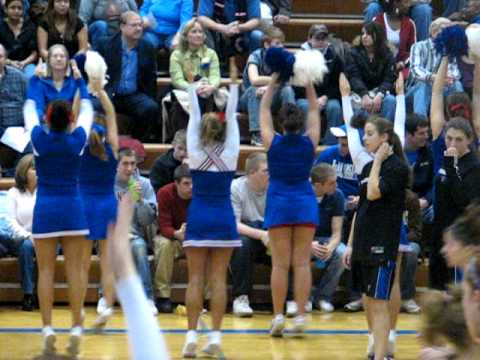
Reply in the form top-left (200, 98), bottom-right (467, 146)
top-left (445, 117), bottom-right (475, 140)
top-left (200, 113), bottom-right (226, 147)
top-left (5, 0), bottom-right (23, 9)
top-left (366, 116), bottom-right (408, 165)
top-left (446, 202), bottom-right (480, 247)
top-left (277, 103), bottom-right (305, 134)
top-left (46, 99), bottom-right (72, 131)
top-left (361, 21), bottom-right (390, 60)
top-left (14, 154), bottom-right (34, 193)
top-left (173, 164), bottom-right (191, 182)
top-left (45, 0), bottom-right (79, 42)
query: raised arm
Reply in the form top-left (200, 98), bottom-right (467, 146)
top-left (260, 74), bottom-right (278, 150)
top-left (223, 83), bottom-right (240, 157)
top-left (394, 73), bottom-right (406, 148)
top-left (97, 89), bottom-right (119, 155)
top-left (23, 98), bottom-right (40, 133)
top-left (304, 81), bottom-right (320, 146)
top-left (339, 73), bottom-right (372, 174)
top-left (186, 83), bottom-right (203, 161)
top-left (430, 57), bottom-right (448, 140)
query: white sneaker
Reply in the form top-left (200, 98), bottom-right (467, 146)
top-left (290, 314), bottom-right (307, 337)
top-left (305, 301), bottom-right (313, 313)
top-left (270, 314), bottom-right (285, 337)
top-left (93, 307), bottom-right (113, 331)
top-left (318, 300), bottom-right (334, 313)
top-left (66, 326), bottom-right (82, 358)
top-left (148, 299), bottom-right (158, 315)
top-left (402, 299), bottom-right (421, 314)
top-left (367, 332), bottom-right (374, 358)
top-left (344, 298), bottom-right (363, 312)
top-left (42, 326), bottom-right (56, 355)
top-left (388, 330), bottom-right (396, 357)
top-left (182, 330), bottom-right (197, 358)
top-left (233, 295), bottom-right (253, 317)
top-left (286, 301), bottom-right (298, 318)
top-left (97, 297), bottom-right (107, 315)
top-left (202, 331), bottom-right (223, 357)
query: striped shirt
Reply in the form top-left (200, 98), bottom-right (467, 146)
top-left (0, 66), bottom-right (26, 128)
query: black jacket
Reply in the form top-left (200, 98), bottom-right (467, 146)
top-left (411, 145), bottom-right (435, 204)
top-left (345, 46), bottom-right (396, 97)
top-left (149, 149), bottom-right (182, 194)
top-left (293, 45), bottom-right (344, 101)
top-left (95, 32), bottom-right (157, 99)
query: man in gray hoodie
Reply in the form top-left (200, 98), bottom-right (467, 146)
top-left (115, 148), bottom-right (158, 314)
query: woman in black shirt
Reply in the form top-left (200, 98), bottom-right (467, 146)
top-left (37, 0), bottom-right (88, 60)
top-left (0, 0), bottom-right (37, 79)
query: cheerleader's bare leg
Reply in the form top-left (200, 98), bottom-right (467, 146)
top-left (292, 226), bottom-right (314, 316)
top-left (98, 239), bottom-right (116, 307)
top-left (185, 247), bottom-right (208, 329)
top-left (364, 296), bottom-right (390, 360)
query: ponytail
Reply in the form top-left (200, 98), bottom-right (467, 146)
top-left (89, 122), bottom-right (108, 161)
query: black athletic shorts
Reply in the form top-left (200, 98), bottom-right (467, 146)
top-left (351, 260), bottom-right (396, 300)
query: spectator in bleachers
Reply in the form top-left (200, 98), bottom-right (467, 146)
top-left (95, 11), bottom-right (159, 142)
top-left (260, 0), bottom-right (291, 25)
top-left (295, 24), bottom-right (344, 145)
top-left (406, 17), bottom-right (462, 118)
top-left (153, 164), bottom-right (191, 313)
top-left (37, 0), bottom-right (88, 60)
top-left (230, 152), bottom-right (269, 318)
top-left (25, 44), bottom-right (83, 120)
top-left (198, 0), bottom-right (263, 67)
top-left (150, 130), bottom-right (187, 194)
top-left (346, 21), bottom-right (397, 122)
top-left (166, 18), bottom-right (221, 137)
top-left (79, 0), bottom-right (138, 50)
top-left (404, 114), bottom-right (434, 222)
top-left (309, 163), bottom-right (346, 313)
top-left (464, 256), bottom-right (480, 345)
top-left (373, 0), bottom-right (416, 79)
top-left (5, 154), bottom-right (36, 311)
top-left (140, 0), bottom-right (193, 50)
top-left (0, 0), bottom-right (38, 80)
top-left (240, 26), bottom-right (295, 146)
top-left (114, 148), bottom-right (158, 315)
top-left (28, 0), bottom-right (48, 26)
top-left (363, 0), bottom-right (432, 41)
top-left (443, 0), bottom-right (469, 17)
top-left (0, 43), bottom-right (27, 175)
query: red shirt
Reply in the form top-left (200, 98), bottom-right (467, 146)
top-left (157, 182), bottom-right (190, 239)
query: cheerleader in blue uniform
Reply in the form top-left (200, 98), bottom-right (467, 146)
top-left (260, 73), bottom-right (320, 337)
top-left (23, 61), bottom-right (95, 357)
top-left (182, 63), bottom-right (241, 358)
top-left (78, 85), bottom-right (118, 330)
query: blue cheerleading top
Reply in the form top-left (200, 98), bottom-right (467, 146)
top-left (79, 143), bottom-right (117, 195)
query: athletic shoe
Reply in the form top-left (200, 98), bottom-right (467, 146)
top-left (66, 326), bottom-right (82, 358)
top-left (286, 301), bottom-right (298, 318)
top-left (202, 331), bottom-right (223, 359)
top-left (366, 332), bottom-right (374, 359)
top-left (250, 132), bottom-right (263, 146)
top-left (42, 326), bottom-right (56, 355)
top-left (270, 314), bottom-right (285, 337)
top-left (97, 297), bottom-right (107, 315)
top-left (233, 295), bottom-right (254, 317)
top-left (388, 330), bottom-right (396, 358)
top-left (93, 307), bottom-right (113, 331)
top-left (317, 300), bottom-right (334, 313)
top-left (290, 315), bottom-right (307, 337)
top-left (344, 298), bottom-right (363, 312)
top-left (156, 297), bottom-right (173, 313)
top-left (22, 294), bottom-right (34, 311)
top-left (305, 300), bottom-right (313, 313)
top-left (402, 299), bottom-right (421, 314)
top-left (148, 299), bottom-right (159, 315)
top-left (182, 330), bottom-right (197, 358)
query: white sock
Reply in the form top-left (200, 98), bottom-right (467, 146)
top-left (209, 330), bottom-right (221, 344)
top-left (42, 326), bottom-right (55, 336)
top-left (274, 314), bottom-right (285, 322)
top-left (389, 330), bottom-right (396, 341)
top-left (186, 330), bottom-right (197, 344)
top-left (71, 326), bottom-right (82, 337)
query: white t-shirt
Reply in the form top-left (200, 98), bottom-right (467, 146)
top-left (230, 176), bottom-right (266, 223)
top-left (384, 13), bottom-right (400, 57)
top-left (6, 187), bottom-right (36, 238)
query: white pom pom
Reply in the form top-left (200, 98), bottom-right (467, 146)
top-left (84, 50), bottom-right (108, 88)
top-left (466, 24), bottom-right (480, 60)
top-left (291, 50), bottom-right (329, 87)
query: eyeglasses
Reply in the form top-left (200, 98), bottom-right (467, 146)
top-left (125, 22), bottom-right (143, 28)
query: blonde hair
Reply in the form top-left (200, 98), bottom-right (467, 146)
top-left (46, 44), bottom-right (70, 77)
top-left (200, 113), bottom-right (226, 147)
top-left (179, 18), bottom-right (206, 53)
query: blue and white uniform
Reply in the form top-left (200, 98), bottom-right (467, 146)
top-left (24, 80), bottom-right (94, 239)
top-left (79, 126), bottom-right (118, 240)
top-left (184, 83), bottom-right (241, 248)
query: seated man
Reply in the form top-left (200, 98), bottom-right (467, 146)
top-left (115, 148), bottom-right (158, 315)
top-left (309, 163), bottom-right (346, 312)
top-left (363, 0), bottom-right (432, 41)
top-left (260, 0), bottom-right (291, 25)
top-left (230, 152), bottom-right (270, 317)
top-left (0, 43), bottom-right (27, 176)
top-left (198, 0), bottom-right (263, 69)
top-left (295, 24), bottom-right (344, 145)
top-left (150, 130), bottom-right (187, 193)
top-left (95, 11), bottom-right (159, 142)
top-left (153, 164), bottom-right (192, 313)
top-left (240, 26), bottom-right (295, 145)
top-left (406, 17), bottom-right (462, 117)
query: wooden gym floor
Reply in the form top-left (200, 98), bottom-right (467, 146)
top-left (0, 306), bottom-right (422, 360)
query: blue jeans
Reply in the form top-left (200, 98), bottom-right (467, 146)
top-left (406, 80), bottom-right (464, 117)
top-left (131, 236), bottom-right (154, 300)
top-left (443, 0), bottom-right (468, 17)
top-left (312, 238), bottom-right (346, 302)
top-left (0, 234), bottom-right (35, 295)
top-left (89, 20), bottom-right (109, 50)
top-left (247, 30), bottom-right (263, 52)
top-left (400, 242), bottom-right (420, 300)
top-left (142, 30), bottom-right (175, 50)
top-left (297, 98), bottom-right (342, 145)
top-left (239, 85), bottom-right (295, 132)
top-left (364, 1), bottom-right (432, 41)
